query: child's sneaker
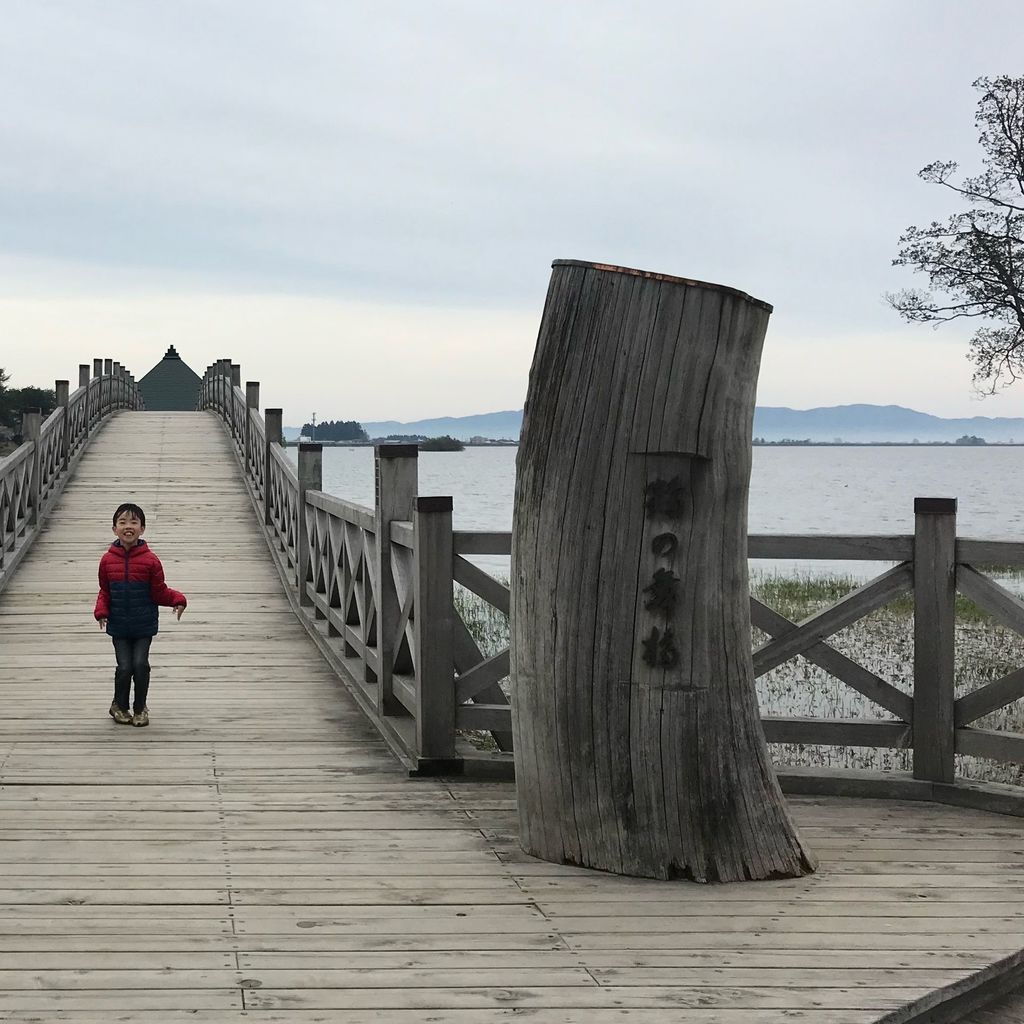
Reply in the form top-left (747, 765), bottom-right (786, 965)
top-left (109, 702), bottom-right (132, 725)
top-left (132, 708), bottom-right (149, 728)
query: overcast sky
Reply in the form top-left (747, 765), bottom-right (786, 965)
top-left (1, 1), bottom-right (1022, 421)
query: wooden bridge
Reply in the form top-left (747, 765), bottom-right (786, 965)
top-left (4, 361), bottom-right (1024, 1021)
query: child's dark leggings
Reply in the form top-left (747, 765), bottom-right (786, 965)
top-left (112, 636), bottom-right (152, 713)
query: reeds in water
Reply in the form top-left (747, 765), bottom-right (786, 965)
top-left (455, 571), bottom-right (1024, 785)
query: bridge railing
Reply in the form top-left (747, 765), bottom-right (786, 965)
top-left (199, 362), bottom-right (1024, 811)
top-left (0, 360), bottom-right (143, 595)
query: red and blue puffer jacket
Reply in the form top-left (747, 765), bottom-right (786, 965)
top-left (94, 540), bottom-right (187, 638)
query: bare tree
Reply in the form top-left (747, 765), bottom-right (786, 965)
top-left (888, 76), bottom-right (1024, 391)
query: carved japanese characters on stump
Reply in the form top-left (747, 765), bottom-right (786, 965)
top-left (511, 260), bottom-right (817, 882)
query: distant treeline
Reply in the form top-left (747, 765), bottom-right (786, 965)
top-left (302, 419), bottom-right (368, 441)
top-left (753, 435), bottom-right (992, 446)
top-left (0, 367), bottom-right (56, 437)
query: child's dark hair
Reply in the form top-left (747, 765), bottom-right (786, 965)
top-left (112, 503), bottom-right (146, 527)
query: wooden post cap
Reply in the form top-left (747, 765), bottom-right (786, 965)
top-left (914, 498), bottom-right (958, 515)
top-left (551, 259), bottom-right (773, 312)
top-left (416, 496), bottom-right (453, 513)
top-left (376, 444), bottom-right (419, 459)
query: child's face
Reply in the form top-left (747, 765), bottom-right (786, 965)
top-left (113, 512), bottom-right (145, 547)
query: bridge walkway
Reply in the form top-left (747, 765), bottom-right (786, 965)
top-left (1, 411), bottom-right (1024, 1022)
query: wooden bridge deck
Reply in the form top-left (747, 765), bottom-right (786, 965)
top-left (2, 411), bottom-right (1024, 1022)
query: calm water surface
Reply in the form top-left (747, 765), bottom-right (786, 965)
top-left (290, 445), bottom-right (1024, 577)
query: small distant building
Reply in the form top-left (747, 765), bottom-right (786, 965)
top-left (137, 346), bottom-right (202, 411)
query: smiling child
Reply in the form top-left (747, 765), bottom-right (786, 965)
top-left (94, 503), bottom-right (187, 727)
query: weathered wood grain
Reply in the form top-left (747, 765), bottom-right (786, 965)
top-left (511, 259), bottom-right (814, 882)
top-left (913, 499), bottom-right (957, 784)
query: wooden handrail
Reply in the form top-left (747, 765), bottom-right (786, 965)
top-left (0, 358), bottom-right (143, 596)
top-left (200, 362), bottom-right (1024, 810)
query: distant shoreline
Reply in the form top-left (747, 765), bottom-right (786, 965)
top-left (751, 441), bottom-right (1023, 447)
top-left (281, 439), bottom-right (519, 448)
top-left (277, 439), bottom-right (1022, 449)
top-left (7, 438), bottom-right (1021, 456)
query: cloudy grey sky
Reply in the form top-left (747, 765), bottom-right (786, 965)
top-left (2, 1), bottom-right (1022, 421)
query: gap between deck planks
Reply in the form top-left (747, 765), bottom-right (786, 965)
top-left (2, 412), bottom-right (1024, 1023)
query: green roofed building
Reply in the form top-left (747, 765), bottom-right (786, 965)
top-left (137, 346), bottom-right (202, 411)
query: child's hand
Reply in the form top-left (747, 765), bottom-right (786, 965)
top-left (97, 618), bottom-right (107, 630)
top-left (174, 605), bottom-right (185, 621)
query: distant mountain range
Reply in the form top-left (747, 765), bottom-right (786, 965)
top-left (284, 404), bottom-right (1024, 443)
top-left (752, 404), bottom-right (1024, 443)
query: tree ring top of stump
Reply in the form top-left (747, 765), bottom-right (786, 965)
top-left (551, 259), bottom-right (774, 313)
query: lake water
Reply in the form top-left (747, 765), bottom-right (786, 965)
top-left (288, 445), bottom-right (1024, 579)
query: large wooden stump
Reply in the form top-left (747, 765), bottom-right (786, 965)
top-left (511, 260), bottom-right (817, 882)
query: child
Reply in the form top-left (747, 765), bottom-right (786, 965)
top-left (94, 503), bottom-right (187, 727)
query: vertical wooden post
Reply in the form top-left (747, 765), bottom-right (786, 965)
top-left (79, 365), bottom-right (91, 439)
top-left (55, 381), bottom-right (70, 472)
top-left (413, 496), bottom-right (457, 762)
top-left (375, 445), bottom-right (419, 716)
top-left (264, 409), bottom-right (283, 527)
top-left (111, 363), bottom-right (121, 408)
top-left (297, 443), bottom-right (323, 608)
top-left (22, 409), bottom-right (42, 527)
top-left (218, 358), bottom-right (231, 420)
top-left (102, 359), bottom-right (112, 414)
top-left (246, 382), bottom-right (260, 478)
top-left (230, 364), bottom-right (242, 448)
top-left (92, 360), bottom-right (102, 428)
top-left (913, 497), bottom-right (958, 785)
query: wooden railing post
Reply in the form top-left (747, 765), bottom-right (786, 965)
top-left (297, 443), bottom-right (323, 608)
top-left (79, 365), bottom-right (90, 439)
top-left (22, 409), bottom-right (42, 527)
top-left (102, 359), bottom-right (112, 414)
top-left (91, 360), bottom-right (102, 428)
top-left (55, 380), bottom-right (70, 472)
top-left (414, 495), bottom-right (456, 761)
top-left (913, 496), bottom-right (958, 785)
top-left (264, 409), bottom-right (283, 527)
top-left (111, 363), bottom-right (121, 408)
top-left (218, 358), bottom-right (231, 420)
top-left (246, 382), bottom-right (260, 477)
top-left (375, 445), bottom-right (418, 716)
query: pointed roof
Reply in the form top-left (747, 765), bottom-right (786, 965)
top-left (138, 347), bottom-right (202, 411)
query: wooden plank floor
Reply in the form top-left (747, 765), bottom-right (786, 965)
top-left (2, 410), bottom-right (1024, 1023)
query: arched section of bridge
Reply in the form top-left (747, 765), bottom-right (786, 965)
top-left (2, 406), bottom-right (1024, 1019)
